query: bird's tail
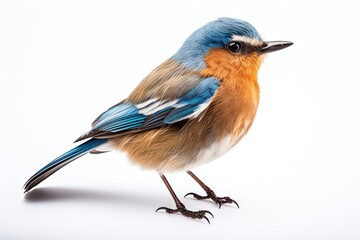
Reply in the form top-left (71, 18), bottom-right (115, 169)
top-left (23, 138), bottom-right (108, 193)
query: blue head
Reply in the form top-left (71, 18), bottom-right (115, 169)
top-left (173, 17), bottom-right (292, 70)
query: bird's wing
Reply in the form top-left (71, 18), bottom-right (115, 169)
top-left (75, 77), bottom-right (220, 142)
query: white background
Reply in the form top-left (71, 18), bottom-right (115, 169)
top-left (1, 0), bottom-right (359, 239)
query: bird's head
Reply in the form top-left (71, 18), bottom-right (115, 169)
top-left (173, 17), bottom-right (292, 78)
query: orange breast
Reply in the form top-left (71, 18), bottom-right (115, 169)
top-left (200, 48), bottom-right (263, 143)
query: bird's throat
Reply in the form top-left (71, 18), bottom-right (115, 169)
top-left (200, 49), bottom-right (262, 143)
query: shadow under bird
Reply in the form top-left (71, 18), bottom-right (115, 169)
top-left (24, 17), bottom-right (292, 223)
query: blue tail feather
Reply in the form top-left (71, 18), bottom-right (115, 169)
top-left (23, 138), bottom-right (107, 193)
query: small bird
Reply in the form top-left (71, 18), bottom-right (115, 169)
top-left (24, 17), bottom-right (292, 223)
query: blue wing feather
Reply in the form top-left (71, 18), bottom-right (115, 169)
top-left (76, 77), bottom-right (220, 141)
top-left (164, 77), bottom-right (220, 123)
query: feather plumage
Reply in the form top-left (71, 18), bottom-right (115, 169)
top-left (23, 17), bottom-right (289, 193)
top-left (75, 70), bottom-right (220, 141)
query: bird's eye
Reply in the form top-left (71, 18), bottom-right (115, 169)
top-left (226, 41), bottom-right (242, 53)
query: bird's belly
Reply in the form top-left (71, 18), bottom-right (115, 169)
top-left (112, 127), bottom-right (233, 173)
top-left (113, 106), bottom-right (256, 173)
top-left (188, 135), bottom-right (234, 169)
top-left (147, 134), bottom-right (235, 173)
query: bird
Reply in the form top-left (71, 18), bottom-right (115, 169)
top-left (23, 17), bottom-right (292, 223)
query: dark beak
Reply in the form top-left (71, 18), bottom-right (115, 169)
top-left (259, 41), bottom-right (293, 54)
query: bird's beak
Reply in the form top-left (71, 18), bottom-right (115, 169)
top-left (259, 41), bottom-right (293, 54)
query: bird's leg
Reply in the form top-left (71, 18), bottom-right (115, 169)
top-left (156, 174), bottom-right (213, 223)
top-left (185, 171), bottom-right (239, 209)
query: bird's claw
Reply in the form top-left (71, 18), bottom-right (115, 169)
top-left (156, 205), bottom-right (214, 224)
top-left (184, 192), bottom-right (209, 200)
top-left (185, 190), bottom-right (239, 209)
top-left (216, 196), bottom-right (240, 209)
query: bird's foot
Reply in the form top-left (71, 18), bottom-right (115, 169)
top-left (185, 190), bottom-right (239, 209)
top-left (156, 202), bottom-right (214, 224)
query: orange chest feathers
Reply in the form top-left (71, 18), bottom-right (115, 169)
top-left (200, 49), bottom-right (263, 142)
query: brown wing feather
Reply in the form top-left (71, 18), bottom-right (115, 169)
top-left (125, 58), bottom-right (203, 103)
